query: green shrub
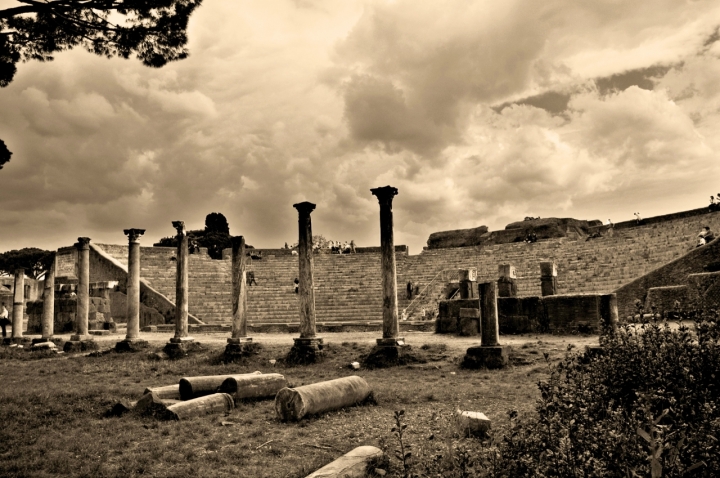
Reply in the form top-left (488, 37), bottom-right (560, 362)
top-left (494, 317), bottom-right (720, 477)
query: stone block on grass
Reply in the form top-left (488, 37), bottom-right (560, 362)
top-left (275, 375), bottom-right (372, 421)
top-left (456, 410), bottom-right (491, 437)
top-left (305, 445), bottom-right (383, 478)
top-left (462, 345), bottom-right (509, 369)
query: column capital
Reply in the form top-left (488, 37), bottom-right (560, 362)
top-left (293, 201), bottom-right (316, 215)
top-left (172, 221), bottom-right (186, 237)
top-left (371, 185), bottom-right (399, 204)
top-left (124, 228), bottom-right (146, 243)
top-left (75, 237), bottom-right (91, 250)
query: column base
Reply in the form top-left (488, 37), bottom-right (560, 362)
top-left (223, 337), bottom-right (260, 362)
top-left (168, 336), bottom-right (195, 344)
top-left (4, 337), bottom-right (32, 346)
top-left (285, 337), bottom-right (324, 365)
top-left (115, 338), bottom-right (150, 353)
top-left (163, 340), bottom-right (202, 359)
top-left (63, 338), bottom-right (100, 353)
top-left (462, 345), bottom-right (510, 370)
top-left (363, 340), bottom-right (411, 369)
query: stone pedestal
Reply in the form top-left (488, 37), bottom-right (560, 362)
top-left (286, 202), bottom-right (323, 365)
top-left (540, 261), bottom-right (557, 297)
top-left (462, 345), bottom-right (510, 369)
top-left (458, 268), bottom-right (478, 299)
top-left (286, 337), bottom-right (324, 365)
top-left (63, 337), bottom-right (99, 353)
top-left (497, 264), bottom-right (517, 298)
top-left (163, 337), bottom-right (202, 359)
top-left (115, 338), bottom-right (149, 353)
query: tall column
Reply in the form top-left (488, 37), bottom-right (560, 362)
top-left (170, 221), bottom-right (192, 343)
top-left (11, 268), bottom-right (25, 341)
top-left (371, 186), bottom-right (402, 345)
top-left (540, 262), bottom-right (557, 296)
top-left (285, 202), bottom-right (323, 364)
top-left (294, 202), bottom-right (318, 339)
top-left (41, 256), bottom-right (55, 339)
top-left (231, 236), bottom-right (248, 339)
top-left (71, 237), bottom-right (92, 341)
top-left (479, 281), bottom-right (499, 347)
top-left (124, 229), bottom-right (145, 339)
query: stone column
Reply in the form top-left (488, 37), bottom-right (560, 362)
top-left (116, 229), bottom-right (149, 352)
top-left (225, 235), bottom-right (253, 359)
top-left (10, 268), bottom-right (25, 342)
top-left (171, 221), bottom-right (192, 342)
top-left (479, 281), bottom-right (499, 347)
top-left (371, 185), bottom-right (402, 346)
top-left (497, 264), bottom-right (517, 298)
top-left (599, 293), bottom-right (619, 337)
top-left (162, 221), bottom-right (196, 358)
top-left (458, 268), bottom-right (477, 300)
top-left (363, 186), bottom-right (407, 368)
top-left (462, 281), bottom-right (509, 369)
top-left (71, 237), bottom-right (92, 341)
top-left (540, 262), bottom-right (557, 296)
top-left (286, 202), bottom-right (323, 364)
top-left (41, 256), bottom-right (55, 340)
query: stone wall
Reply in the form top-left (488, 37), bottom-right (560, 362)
top-left (614, 237), bottom-right (720, 318)
top-left (437, 293), bottom-right (605, 335)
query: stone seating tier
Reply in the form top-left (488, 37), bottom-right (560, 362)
top-left (94, 209), bottom-right (720, 325)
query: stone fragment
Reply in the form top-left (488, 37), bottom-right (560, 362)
top-left (31, 341), bottom-right (56, 350)
top-left (165, 393), bottom-right (235, 420)
top-left (305, 445), bottom-right (383, 478)
top-left (275, 375), bottom-right (372, 421)
top-left (456, 410), bottom-right (491, 437)
top-left (179, 371), bottom-right (262, 400)
top-left (134, 391), bottom-right (170, 418)
top-left (218, 373), bottom-right (287, 401)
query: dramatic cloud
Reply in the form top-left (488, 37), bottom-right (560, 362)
top-left (1, 0), bottom-right (719, 255)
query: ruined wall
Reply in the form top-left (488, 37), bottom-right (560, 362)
top-left (437, 294), bottom-right (605, 335)
top-left (614, 237), bottom-right (720, 318)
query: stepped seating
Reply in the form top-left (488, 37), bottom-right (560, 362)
top-left (94, 209), bottom-right (720, 326)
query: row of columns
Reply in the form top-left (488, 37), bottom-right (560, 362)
top-left (12, 184), bottom-right (405, 360)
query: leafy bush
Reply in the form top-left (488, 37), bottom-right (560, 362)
top-left (494, 317), bottom-right (720, 477)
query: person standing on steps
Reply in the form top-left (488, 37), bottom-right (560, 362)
top-left (294, 278), bottom-right (299, 294)
top-left (248, 270), bottom-right (258, 286)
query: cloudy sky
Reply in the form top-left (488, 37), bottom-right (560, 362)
top-left (1, 0), bottom-right (720, 255)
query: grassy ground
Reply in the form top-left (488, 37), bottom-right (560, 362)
top-left (0, 331), bottom-right (597, 478)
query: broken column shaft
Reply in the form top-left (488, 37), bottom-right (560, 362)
top-left (172, 221), bottom-right (191, 342)
top-left (540, 261), bottom-right (557, 296)
top-left (462, 281), bottom-right (509, 369)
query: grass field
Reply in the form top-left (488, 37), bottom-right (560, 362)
top-left (0, 331), bottom-right (597, 477)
